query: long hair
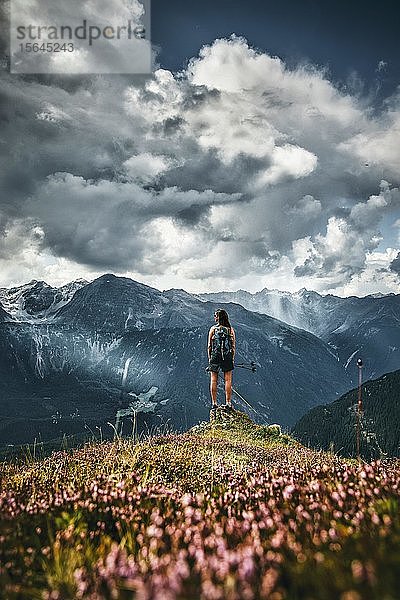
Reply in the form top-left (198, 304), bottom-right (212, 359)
top-left (215, 308), bottom-right (231, 329)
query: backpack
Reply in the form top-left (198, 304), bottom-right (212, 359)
top-left (212, 325), bottom-right (232, 359)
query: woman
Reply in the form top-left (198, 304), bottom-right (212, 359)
top-left (207, 308), bottom-right (236, 410)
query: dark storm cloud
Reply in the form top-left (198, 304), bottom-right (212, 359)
top-left (294, 261), bottom-right (315, 278)
top-left (160, 116), bottom-right (185, 135)
top-left (24, 173), bottom-right (240, 270)
top-left (0, 73), bottom-right (134, 209)
top-left (1, 33), bottom-right (400, 293)
top-left (160, 150), bottom-right (268, 196)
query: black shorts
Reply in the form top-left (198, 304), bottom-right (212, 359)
top-left (209, 351), bottom-right (234, 373)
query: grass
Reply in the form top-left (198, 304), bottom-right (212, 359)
top-left (1, 407), bottom-right (399, 599)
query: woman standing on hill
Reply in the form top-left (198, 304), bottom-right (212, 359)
top-left (207, 308), bottom-right (236, 410)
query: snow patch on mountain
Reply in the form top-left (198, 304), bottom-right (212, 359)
top-left (86, 336), bottom-right (122, 365)
top-left (128, 386), bottom-right (159, 412)
top-left (0, 279), bottom-right (88, 321)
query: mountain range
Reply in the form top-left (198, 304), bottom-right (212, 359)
top-left (201, 288), bottom-right (400, 381)
top-left (0, 279), bottom-right (88, 321)
top-left (0, 274), bottom-right (399, 450)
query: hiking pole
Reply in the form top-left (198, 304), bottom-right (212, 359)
top-left (235, 362), bottom-right (257, 372)
top-left (217, 374), bottom-right (258, 414)
top-left (231, 360), bottom-right (257, 410)
top-left (356, 358), bottom-right (363, 462)
top-left (230, 384), bottom-right (258, 413)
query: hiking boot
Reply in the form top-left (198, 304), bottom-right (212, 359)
top-left (223, 404), bottom-right (234, 412)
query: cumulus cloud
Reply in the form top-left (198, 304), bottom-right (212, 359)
top-left (25, 172), bottom-right (240, 271)
top-left (293, 183), bottom-right (400, 283)
top-left (1, 34), bottom-right (400, 294)
top-left (340, 248), bottom-right (400, 297)
top-left (338, 98), bottom-right (400, 177)
top-left (123, 153), bottom-right (176, 184)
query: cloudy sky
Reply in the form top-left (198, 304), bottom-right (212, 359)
top-left (1, 0), bottom-right (400, 296)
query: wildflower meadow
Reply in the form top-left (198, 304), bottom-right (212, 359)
top-left (0, 409), bottom-right (399, 599)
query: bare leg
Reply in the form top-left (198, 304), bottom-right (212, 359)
top-left (224, 370), bottom-right (232, 406)
top-left (210, 371), bottom-right (218, 406)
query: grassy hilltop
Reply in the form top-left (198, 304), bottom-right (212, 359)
top-left (0, 407), bottom-right (399, 599)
